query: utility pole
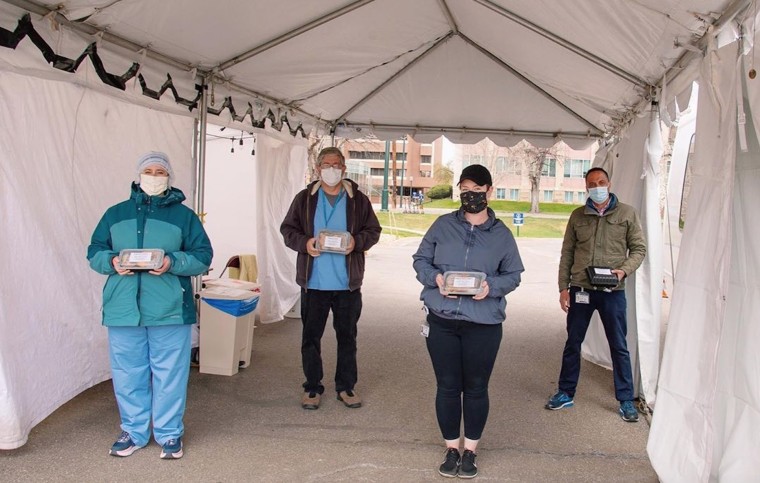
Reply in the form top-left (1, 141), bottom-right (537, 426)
top-left (400, 135), bottom-right (406, 212)
top-left (391, 140), bottom-right (397, 209)
top-left (381, 141), bottom-right (390, 211)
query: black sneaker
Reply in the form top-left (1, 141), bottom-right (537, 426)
top-left (438, 448), bottom-right (460, 477)
top-left (459, 449), bottom-right (478, 479)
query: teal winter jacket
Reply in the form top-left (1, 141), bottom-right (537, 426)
top-left (87, 183), bottom-right (213, 327)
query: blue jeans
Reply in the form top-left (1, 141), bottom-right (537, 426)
top-left (108, 324), bottom-right (191, 446)
top-left (300, 288), bottom-right (362, 394)
top-left (426, 313), bottom-right (502, 441)
top-left (558, 287), bottom-right (634, 401)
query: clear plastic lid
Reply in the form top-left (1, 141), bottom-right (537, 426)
top-left (441, 271), bottom-right (486, 296)
top-left (316, 230), bottom-right (351, 253)
top-left (118, 249), bottom-right (165, 270)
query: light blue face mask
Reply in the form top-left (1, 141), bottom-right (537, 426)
top-left (588, 186), bottom-right (609, 203)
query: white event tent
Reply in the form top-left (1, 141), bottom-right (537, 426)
top-left (0, 1), bottom-right (758, 481)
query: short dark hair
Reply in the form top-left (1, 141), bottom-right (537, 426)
top-left (585, 167), bottom-right (609, 181)
top-left (317, 147), bottom-right (345, 166)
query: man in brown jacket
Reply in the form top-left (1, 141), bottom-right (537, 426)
top-left (280, 147), bottom-right (381, 410)
top-left (545, 167), bottom-right (646, 422)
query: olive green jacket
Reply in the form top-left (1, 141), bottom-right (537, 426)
top-left (558, 194), bottom-right (646, 292)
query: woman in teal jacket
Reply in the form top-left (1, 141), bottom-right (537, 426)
top-left (87, 152), bottom-right (212, 460)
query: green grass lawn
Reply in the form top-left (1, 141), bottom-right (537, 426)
top-left (424, 198), bottom-right (580, 214)
top-left (376, 211), bottom-right (568, 238)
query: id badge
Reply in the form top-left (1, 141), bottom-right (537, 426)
top-left (575, 290), bottom-right (590, 304)
top-left (420, 323), bottom-right (430, 338)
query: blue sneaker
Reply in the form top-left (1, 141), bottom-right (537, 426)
top-left (109, 431), bottom-right (140, 457)
top-left (619, 400), bottom-right (639, 422)
top-left (545, 391), bottom-right (574, 410)
top-left (160, 437), bottom-right (184, 459)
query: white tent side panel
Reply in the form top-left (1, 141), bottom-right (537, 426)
top-left (0, 67), bottom-right (194, 449)
top-left (581, 112), bottom-right (663, 405)
top-left (708, 50), bottom-right (760, 482)
top-left (254, 135), bottom-right (307, 323)
top-left (647, 42), bottom-right (739, 483)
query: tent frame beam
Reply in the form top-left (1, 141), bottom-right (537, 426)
top-left (1, 0), bottom-right (331, 131)
top-left (2, 0), bottom-right (195, 72)
top-left (662, 0), bottom-right (752, 87)
top-left (472, 0), bottom-right (650, 89)
top-left (216, 0), bottom-right (375, 72)
top-left (343, 122), bottom-right (600, 141)
top-left (336, 32), bottom-right (454, 123)
top-left (459, 32), bottom-right (602, 135)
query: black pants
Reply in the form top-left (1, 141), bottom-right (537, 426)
top-left (300, 288), bottom-right (362, 394)
top-left (426, 313), bottom-right (503, 441)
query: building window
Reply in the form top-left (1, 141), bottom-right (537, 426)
top-left (348, 151), bottom-right (406, 161)
top-left (370, 168), bottom-right (385, 177)
top-left (494, 156), bottom-right (521, 175)
top-left (420, 155), bottom-right (432, 164)
top-left (496, 188), bottom-right (506, 199)
top-left (564, 191), bottom-right (574, 203)
top-left (509, 189), bottom-right (519, 201)
top-left (578, 192), bottom-right (586, 203)
top-left (564, 159), bottom-right (591, 178)
top-left (543, 190), bottom-right (554, 202)
top-left (462, 155), bottom-right (483, 168)
top-left (541, 158), bottom-right (557, 177)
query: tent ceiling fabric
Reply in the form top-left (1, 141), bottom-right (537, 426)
top-left (1, 0), bottom-right (748, 147)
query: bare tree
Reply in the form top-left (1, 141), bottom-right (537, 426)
top-left (306, 133), bottom-right (348, 182)
top-left (465, 139), bottom-right (512, 187)
top-left (507, 140), bottom-right (565, 213)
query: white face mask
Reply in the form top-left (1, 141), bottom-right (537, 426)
top-left (320, 167), bottom-right (343, 187)
top-left (588, 186), bottom-right (609, 204)
top-left (140, 174), bottom-right (169, 196)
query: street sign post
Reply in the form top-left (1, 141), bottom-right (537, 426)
top-left (513, 212), bottom-right (524, 236)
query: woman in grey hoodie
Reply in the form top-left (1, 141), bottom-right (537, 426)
top-left (413, 164), bottom-right (524, 479)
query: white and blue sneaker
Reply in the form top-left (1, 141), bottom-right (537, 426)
top-left (109, 431), bottom-right (141, 457)
top-left (545, 391), bottom-right (574, 410)
top-left (160, 437), bottom-right (184, 459)
top-left (619, 400), bottom-right (639, 422)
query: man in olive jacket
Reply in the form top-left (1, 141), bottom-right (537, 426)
top-left (280, 147), bottom-right (381, 411)
top-left (545, 167), bottom-right (646, 423)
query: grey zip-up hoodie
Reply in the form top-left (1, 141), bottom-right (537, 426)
top-left (412, 208), bottom-right (524, 324)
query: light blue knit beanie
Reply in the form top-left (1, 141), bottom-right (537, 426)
top-left (135, 151), bottom-right (174, 184)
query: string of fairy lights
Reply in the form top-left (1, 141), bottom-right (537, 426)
top-left (207, 128), bottom-right (257, 155)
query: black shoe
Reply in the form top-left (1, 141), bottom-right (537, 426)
top-left (438, 448), bottom-right (460, 477)
top-left (459, 449), bottom-right (478, 479)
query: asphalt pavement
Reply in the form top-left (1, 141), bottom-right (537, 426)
top-left (0, 237), bottom-right (658, 482)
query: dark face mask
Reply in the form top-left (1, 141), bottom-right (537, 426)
top-left (460, 191), bottom-right (488, 214)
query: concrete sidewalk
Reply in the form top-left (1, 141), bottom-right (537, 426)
top-left (0, 237), bottom-right (658, 482)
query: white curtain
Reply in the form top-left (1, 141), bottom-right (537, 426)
top-left (663, 86), bottom-right (699, 295)
top-left (647, 39), bottom-right (754, 482)
top-left (254, 134), bottom-right (307, 323)
top-left (583, 112), bottom-right (663, 405)
top-left (0, 69), bottom-right (193, 449)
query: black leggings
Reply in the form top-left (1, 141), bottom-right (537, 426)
top-left (425, 313), bottom-right (503, 440)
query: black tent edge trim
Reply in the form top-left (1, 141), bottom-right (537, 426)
top-left (0, 14), bottom-right (305, 138)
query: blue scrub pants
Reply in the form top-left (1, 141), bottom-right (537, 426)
top-left (108, 324), bottom-right (191, 446)
top-left (558, 287), bottom-right (634, 401)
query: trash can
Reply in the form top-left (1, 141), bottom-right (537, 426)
top-left (199, 287), bottom-right (259, 376)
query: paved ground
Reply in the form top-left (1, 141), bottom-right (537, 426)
top-left (0, 237), bottom-right (659, 482)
